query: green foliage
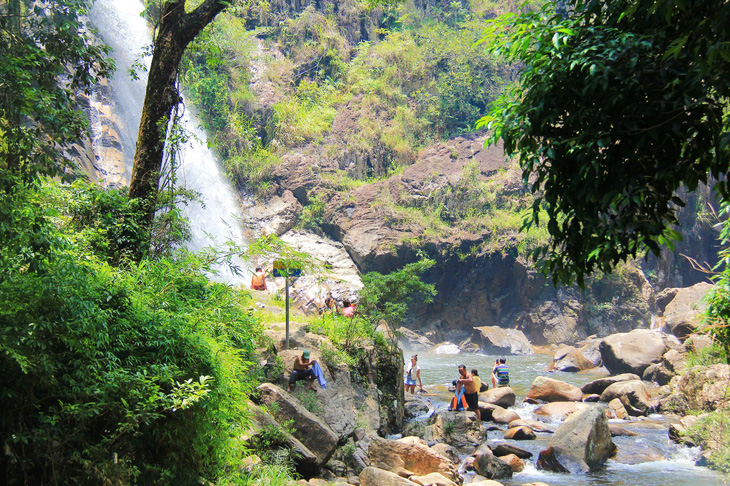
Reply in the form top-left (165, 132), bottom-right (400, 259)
top-left (0, 0), bottom-right (113, 182)
top-left (296, 192), bottom-right (327, 233)
top-left (297, 389), bottom-right (322, 414)
top-left (479, 0), bottom-right (730, 287)
top-left (312, 314), bottom-right (374, 361)
top-left (683, 410), bottom-right (730, 473)
top-left (359, 258), bottom-right (437, 350)
top-left (380, 163), bottom-right (547, 254)
top-left (684, 340), bottom-right (728, 369)
top-left (703, 202), bottom-right (730, 363)
top-left (0, 180), bottom-right (266, 484)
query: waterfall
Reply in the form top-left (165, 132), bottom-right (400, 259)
top-left (89, 0), bottom-right (249, 284)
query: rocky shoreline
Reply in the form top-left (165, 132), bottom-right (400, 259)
top-left (243, 283), bottom-right (729, 485)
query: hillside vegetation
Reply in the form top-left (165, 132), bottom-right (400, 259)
top-left (181, 0), bottom-right (516, 192)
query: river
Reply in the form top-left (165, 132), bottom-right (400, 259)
top-left (405, 347), bottom-right (727, 486)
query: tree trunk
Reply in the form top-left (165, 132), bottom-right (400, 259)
top-left (128, 0), bottom-right (230, 251)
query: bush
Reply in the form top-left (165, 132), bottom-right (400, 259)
top-left (683, 410), bottom-right (730, 473)
top-left (0, 180), bottom-right (265, 484)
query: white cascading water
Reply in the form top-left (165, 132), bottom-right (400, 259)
top-left (89, 0), bottom-right (249, 284)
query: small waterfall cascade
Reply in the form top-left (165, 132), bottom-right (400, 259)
top-left (88, 0), bottom-right (249, 284)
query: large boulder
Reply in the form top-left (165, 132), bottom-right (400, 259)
top-left (256, 383), bottom-right (339, 466)
top-left (643, 347), bottom-right (688, 385)
top-left (600, 380), bottom-right (655, 416)
top-left (599, 329), bottom-right (682, 376)
top-left (662, 282), bottom-right (713, 340)
top-left (399, 327), bottom-right (436, 351)
top-left (537, 406), bottom-right (616, 473)
top-left (479, 387), bottom-right (516, 408)
top-left (241, 400), bottom-right (320, 474)
top-left (409, 472), bottom-right (458, 486)
top-left (581, 373), bottom-right (641, 395)
top-left (468, 326), bottom-right (535, 355)
top-left (359, 466), bottom-right (417, 486)
top-left (367, 436), bottom-right (460, 482)
top-left (527, 376), bottom-right (583, 402)
top-left (424, 410), bottom-right (481, 449)
top-left (534, 402), bottom-right (589, 422)
top-left (551, 346), bottom-right (595, 372)
top-left (473, 449), bottom-right (513, 480)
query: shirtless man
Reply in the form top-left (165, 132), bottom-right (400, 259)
top-left (456, 365), bottom-right (481, 424)
top-left (287, 350), bottom-right (318, 392)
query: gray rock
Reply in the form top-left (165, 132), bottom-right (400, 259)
top-left (599, 329), bottom-right (682, 376)
top-left (473, 449), bottom-right (513, 480)
top-left (424, 410), bottom-right (481, 449)
top-left (600, 380), bottom-right (655, 416)
top-left (661, 364), bottom-right (730, 413)
top-left (537, 406), bottom-right (616, 473)
top-left (257, 383), bottom-right (339, 467)
top-left (581, 373), bottom-right (641, 395)
top-left (662, 282), bottom-right (713, 340)
top-left (468, 326), bottom-right (535, 355)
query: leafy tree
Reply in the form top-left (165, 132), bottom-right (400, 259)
top-left (128, 0), bottom-right (233, 251)
top-left (0, 0), bottom-right (112, 181)
top-left (479, 0), bottom-right (730, 286)
top-left (358, 258), bottom-right (437, 350)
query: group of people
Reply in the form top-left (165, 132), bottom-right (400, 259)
top-left (404, 355), bottom-right (510, 423)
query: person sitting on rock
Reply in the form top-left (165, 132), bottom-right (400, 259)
top-left (492, 357), bottom-right (509, 388)
top-left (250, 267), bottom-right (267, 291)
top-left (456, 365), bottom-right (481, 424)
top-left (472, 368), bottom-right (488, 392)
top-left (287, 350), bottom-right (318, 392)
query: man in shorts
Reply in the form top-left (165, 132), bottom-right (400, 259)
top-left (287, 350), bottom-right (318, 392)
top-left (456, 365), bottom-right (481, 425)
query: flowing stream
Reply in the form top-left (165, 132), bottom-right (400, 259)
top-left (407, 349), bottom-right (727, 485)
top-left (88, 0), bottom-right (249, 283)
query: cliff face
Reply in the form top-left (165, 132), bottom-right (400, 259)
top-left (261, 128), bottom-right (716, 345)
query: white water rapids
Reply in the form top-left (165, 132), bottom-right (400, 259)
top-left (89, 0), bottom-right (249, 284)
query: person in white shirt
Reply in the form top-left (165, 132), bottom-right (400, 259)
top-left (404, 354), bottom-right (423, 394)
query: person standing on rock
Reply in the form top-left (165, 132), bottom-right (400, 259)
top-left (287, 350), bottom-right (318, 392)
top-left (492, 358), bottom-right (510, 388)
top-left (456, 365), bottom-right (481, 424)
top-left (404, 354), bottom-right (422, 394)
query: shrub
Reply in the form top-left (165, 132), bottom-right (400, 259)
top-left (0, 180), bottom-right (265, 484)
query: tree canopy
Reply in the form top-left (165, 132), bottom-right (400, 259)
top-left (479, 0), bottom-right (730, 286)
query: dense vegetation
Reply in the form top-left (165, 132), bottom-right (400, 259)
top-left (0, 178), bottom-right (269, 483)
top-left (480, 0), bottom-right (730, 287)
top-left (181, 1), bottom-right (514, 194)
